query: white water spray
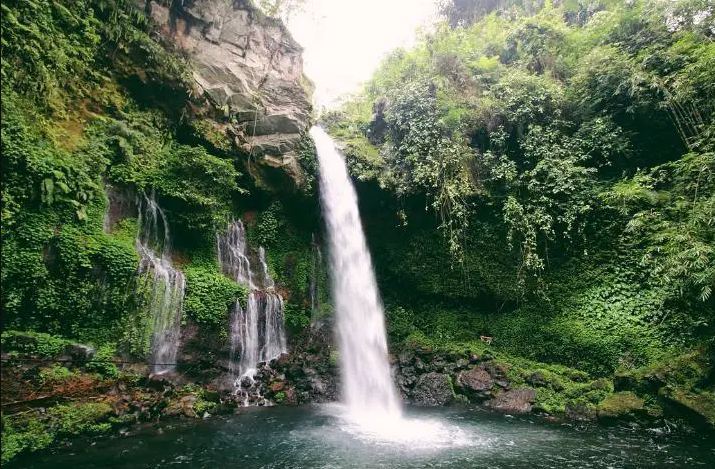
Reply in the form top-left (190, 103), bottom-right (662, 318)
top-left (312, 126), bottom-right (401, 419)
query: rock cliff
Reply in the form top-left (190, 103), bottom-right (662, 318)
top-left (140, 0), bottom-right (313, 189)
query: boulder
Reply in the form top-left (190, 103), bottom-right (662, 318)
top-left (413, 372), bottom-right (454, 406)
top-left (164, 394), bottom-right (198, 418)
top-left (398, 350), bottom-right (414, 366)
top-left (597, 391), bottom-right (646, 420)
top-left (486, 388), bottom-right (536, 414)
top-left (565, 401), bottom-right (597, 421)
top-left (484, 362), bottom-right (510, 389)
top-left (455, 358), bottom-right (470, 370)
top-left (526, 372), bottom-right (548, 387)
top-left (457, 365), bottom-right (494, 400)
top-left (270, 380), bottom-right (285, 392)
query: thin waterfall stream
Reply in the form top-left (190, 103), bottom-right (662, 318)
top-left (135, 192), bottom-right (185, 375)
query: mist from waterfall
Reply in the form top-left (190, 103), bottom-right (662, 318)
top-left (217, 220), bottom-right (287, 400)
top-left (311, 126), bottom-right (401, 419)
top-left (136, 192), bottom-right (185, 375)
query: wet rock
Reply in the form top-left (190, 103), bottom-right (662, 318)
top-left (413, 372), bottom-right (454, 406)
top-left (468, 353), bottom-right (482, 364)
top-left (284, 387), bottom-right (297, 405)
top-left (414, 358), bottom-right (426, 371)
top-left (398, 350), bottom-right (414, 365)
top-left (457, 365), bottom-right (494, 400)
top-left (164, 395), bottom-right (198, 418)
top-left (308, 376), bottom-right (326, 394)
top-left (484, 362), bottom-right (510, 389)
top-left (486, 388), bottom-right (536, 414)
top-left (64, 343), bottom-right (96, 362)
top-left (565, 401), bottom-right (597, 421)
top-left (455, 358), bottom-right (470, 370)
top-left (366, 97), bottom-right (388, 145)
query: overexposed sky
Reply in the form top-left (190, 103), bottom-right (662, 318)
top-left (287, 0), bottom-right (438, 109)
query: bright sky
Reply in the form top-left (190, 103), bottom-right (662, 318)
top-left (287, 0), bottom-right (438, 109)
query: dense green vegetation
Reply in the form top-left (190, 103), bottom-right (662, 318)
top-left (325, 0), bottom-right (714, 375)
top-left (0, 0), bottom-right (317, 348)
top-left (0, 1), bottom-right (319, 461)
top-left (1, 0), bottom-right (713, 464)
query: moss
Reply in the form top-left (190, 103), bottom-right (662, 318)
top-left (1, 402), bottom-right (114, 464)
top-left (666, 390), bottom-right (715, 426)
top-left (38, 365), bottom-right (75, 385)
top-left (398, 334), bottom-right (622, 417)
top-left (189, 119), bottom-right (233, 153)
top-left (46, 402), bottom-right (113, 434)
top-left (177, 384), bottom-right (219, 415)
top-left (1, 417), bottom-right (54, 465)
top-left (597, 391), bottom-right (645, 419)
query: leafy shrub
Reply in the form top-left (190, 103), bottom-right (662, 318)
top-left (184, 265), bottom-right (247, 327)
top-left (0, 331), bottom-right (71, 357)
top-left (84, 343), bottom-right (119, 378)
top-left (38, 365), bottom-right (75, 385)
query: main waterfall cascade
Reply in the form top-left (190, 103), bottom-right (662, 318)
top-left (135, 192), bottom-right (186, 375)
top-left (312, 126), bottom-right (473, 447)
top-left (312, 126), bottom-right (401, 417)
top-left (217, 220), bottom-right (287, 402)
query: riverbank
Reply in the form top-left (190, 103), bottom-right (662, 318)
top-left (3, 328), bottom-right (713, 464)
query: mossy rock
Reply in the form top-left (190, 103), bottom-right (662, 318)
top-left (597, 391), bottom-right (645, 420)
top-left (662, 388), bottom-right (715, 428)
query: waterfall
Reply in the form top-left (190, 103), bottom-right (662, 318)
top-left (217, 220), bottom-right (287, 400)
top-left (309, 233), bottom-right (323, 328)
top-left (217, 220), bottom-right (255, 288)
top-left (311, 126), bottom-right (401, 419)
top-left (136, 192), bottom-right (185, 375)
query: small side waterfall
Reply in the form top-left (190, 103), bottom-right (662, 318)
top-left (136, 192), bottom-right (185, 375)
top-left (217, 220), bottom-right (254, 288)
top-left (309, 233), bottom-right (324, 328)
top-left (311, 126), bottom-right (401, 419)
top-left (217, 220), bottom-right (287, 403)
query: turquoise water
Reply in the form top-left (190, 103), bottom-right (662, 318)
top-left (13, 405), bottom-right (715, 468)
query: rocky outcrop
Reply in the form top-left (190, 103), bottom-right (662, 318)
top-left (140, 0), bottom-right (312, 189)
top-left (413, 372), bottom-right (454, 406)
top-left (596, 391), bottom-right (646, 420)
top-left (486, 388), bottom-right (536, 414)
top-left (456, 365), bottom-right (494, 400)
top-left (270, 326), bottom-right (339, 404)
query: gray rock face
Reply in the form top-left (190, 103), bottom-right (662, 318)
top-left (486, 388), bottom-right (536, 414)
top-left (141, 0), bottom-right (312, 187)
top-left (413, 372), bottom-right (454, 406)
